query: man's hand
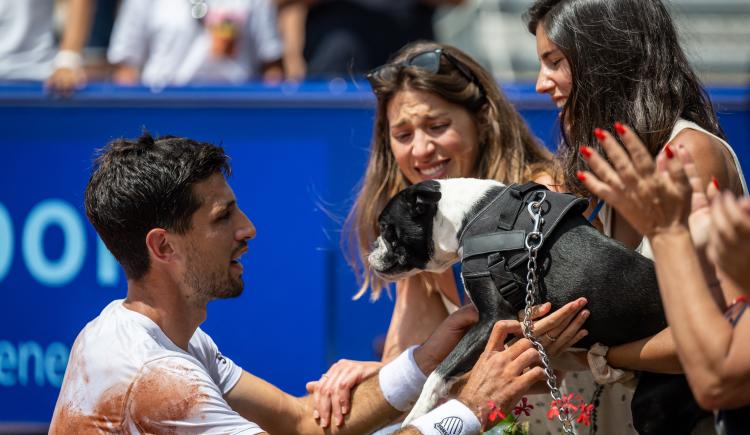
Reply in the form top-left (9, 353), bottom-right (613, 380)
top-left (413, 305), bottom-right (479, 375)
top-left (457, 320), bottom-right (545, 430)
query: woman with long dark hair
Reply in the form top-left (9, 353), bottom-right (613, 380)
top-left (526, 0), bottom-right (747, 433)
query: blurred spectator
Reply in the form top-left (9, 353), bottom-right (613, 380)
top-left (277, 0), bottom-right (463, 80)
top-left (82, 0), bottom-right (118, 82)
top-left (0, 0), bottom-right (93, 95)
top-left (108, 0), bottom-right (284, 87)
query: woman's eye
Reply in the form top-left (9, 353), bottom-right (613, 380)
top-left (393, 132), bottom-right (412, 142)
top-left (430, 123), bottom-right (449, 132)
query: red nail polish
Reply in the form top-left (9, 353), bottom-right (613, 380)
top-left (614, 122), bottom-right (626, 136)
top-left (594, 128), bottom-right (606, 141)
top-left (576, 170), bottom-right (586, 181)
top-left (664, 144), bottom-right (674, 159)
top-left (579, 145), bottom-right (592, 158)
top-left (712, 176), bottom-right (719, 190)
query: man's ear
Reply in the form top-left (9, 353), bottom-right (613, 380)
top-left (145, 228), bottom-right (175, 265)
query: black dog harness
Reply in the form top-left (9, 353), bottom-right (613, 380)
top-left (458, 182), bottom-right (589, 312)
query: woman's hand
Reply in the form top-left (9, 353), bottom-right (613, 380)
top-left (306, 359), bottom-right (383, 427)
top-left (578, 123), bottom-right (694, 239)
top-left (518, 298), bottom-right (589, 356)
top-left (708, 192), bottom-right (750, 290)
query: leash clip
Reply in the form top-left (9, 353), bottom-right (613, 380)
top-left (525, 191), bottom-right (546, 250)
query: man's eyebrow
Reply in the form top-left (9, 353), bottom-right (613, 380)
top-left (212, 200), bottom-right (236, 216)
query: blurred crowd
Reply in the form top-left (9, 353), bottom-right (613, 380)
top-left (0, 0), bottom-right (467, 94)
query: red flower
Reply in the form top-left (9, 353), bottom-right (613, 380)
top-left (513, 397), bottom-right (534, 417)
top-left (547, 394), bottom-right (580, 421)
top-left (486, 400), bottom-right (507, 423)
top-left (577, 404), bottom-right (594, 426)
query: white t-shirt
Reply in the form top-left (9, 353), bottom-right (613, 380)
top-left (49, 299), bottom-right (263, 434)
top-left (0, 0), bottom-right (55, 80)
top-left (107, 0), bottom-right (283, 87)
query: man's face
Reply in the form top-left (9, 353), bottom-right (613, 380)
top-left (177, 173), bottom-right (255, 302)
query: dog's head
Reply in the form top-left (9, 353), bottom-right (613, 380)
top-left (369, 178), bottom-right (505, 281)
top-left (368, 181), bottom-right (443, 280)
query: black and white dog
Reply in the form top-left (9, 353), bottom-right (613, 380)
top-left (369, 178), bottom-right (706, 434)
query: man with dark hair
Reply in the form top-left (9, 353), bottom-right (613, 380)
top-left (49, 133), bottom-right (548, 434)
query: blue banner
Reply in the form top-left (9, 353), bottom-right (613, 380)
top-left (0, 82), bottom-right (747, 424)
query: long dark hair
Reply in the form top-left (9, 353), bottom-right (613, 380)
top-left (526, 0), bottom-right (724, 196)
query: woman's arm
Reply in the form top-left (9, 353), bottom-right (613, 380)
top-left (606, 328), bottom-right (682, 374)
top-left (580, 123), bottom-right (750, 409)
top-left (382, 273), bottom-right (452, 362)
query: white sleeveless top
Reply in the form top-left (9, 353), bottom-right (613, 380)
top-left (601, 119), bottom-right (748, 258)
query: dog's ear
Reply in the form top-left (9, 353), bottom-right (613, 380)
top-left (410, 183), bottom-right (441, 216)
top-left (413, 181), bottom-right (442, 205)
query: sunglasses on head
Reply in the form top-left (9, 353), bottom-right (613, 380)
top-left (366, 48), bottom-right (482, 94)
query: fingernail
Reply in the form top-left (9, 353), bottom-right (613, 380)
top-left (342, 406), bottom-right (347, 415)
top-left (576, 170), bottom-right (586, 181)
top-left (581, 310), bottom-right (590, 319)
top-left (594, 128), bottom-right (606, 141)
top-left (313, 410), bottom-right (320, 419)
top-left (664, 144), bottom-right (674, 159)
top-left (579, 145), bottom-right (592, 159)
top-left (581, 330), bottom-right (588, 337)
top-left (712, 176), bottom-right (719, 190)
top-left (614, 122), bottom-right (626, 136)
top-left (335, 417), bottom-right (342, 426)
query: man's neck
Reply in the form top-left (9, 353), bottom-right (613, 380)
top-left (123, 275), bottom-right (207, 351)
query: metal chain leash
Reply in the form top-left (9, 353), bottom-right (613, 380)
top-left (521, 191), bottom-right (576, 434)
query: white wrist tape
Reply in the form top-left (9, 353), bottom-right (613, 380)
top-left (378, 345), bottom-right (427, 411)
top-left (53, 50), bottom-right (83, 70)
top-left (409, 399), bottom-right (481, 435)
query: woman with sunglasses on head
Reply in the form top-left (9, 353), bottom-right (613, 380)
top-left (305, 41), bottom-right (592, 433)
top-left (526, 0), bottom-right (748, 433)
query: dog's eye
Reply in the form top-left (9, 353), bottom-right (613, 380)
top-left (414, 203), bottom-right (426, 216)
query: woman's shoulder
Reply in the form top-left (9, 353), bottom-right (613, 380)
top-left (669, 128), bottom-right (744, 194)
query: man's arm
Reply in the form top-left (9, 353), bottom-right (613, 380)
top-left (227, 310), bottom-right (547, 434)
top-left (225, 306), bottom-right (480, 434)
top-left (45, 0), bottom-right (94, 95)
top-left (225, 369), bottom-right (402, 434)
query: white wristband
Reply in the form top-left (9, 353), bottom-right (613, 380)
top-left (378, 345), bottom-right (427, 411)
top-left (53, 50), bottom-right (83, 70)
top-left (409, 399), bottom-right (481, 435)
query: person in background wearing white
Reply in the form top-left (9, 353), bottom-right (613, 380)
top-left (108, 0), bottom-right (284, 87)
top-left (0, 0), bottom-right (93, 96)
